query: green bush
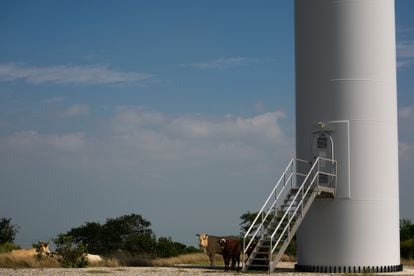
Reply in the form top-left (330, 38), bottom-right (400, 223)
top-left (183, 246), bottom-right (202, 254)
top-left (0, 242), bottom-right (20, 253)
top-left (401, 238), bottom-right (414, 259)
top-left (157, 237), bottom-right (184, 258)
top-left (156, 237), bottom-right (201, 258)
top-left (124, 233), bottom-right (157, 257)
top-left (401, 219), bottom-right (414, 242)
top-left (54, 234), bottom-right (88, 268)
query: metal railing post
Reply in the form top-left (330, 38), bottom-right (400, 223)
top-left (301, 186), bottom-right (304, 217)
top-left (243, 238), bottom-right (246, 271)
top-left (317, 159), bottom-right (320, 188)
top-left (269, 238), bottom-right (273, 273)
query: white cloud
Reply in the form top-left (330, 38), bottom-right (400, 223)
top-left (399, 142), bottom-right (414, 161)
top-left (105, 108), bottom-right (291, 169)
top-left (397, 59), bottom-right (414, 70)
top-left (43, 96), bottom-right (65, 104)
top-left (63, 104), bottom-right (90, 118)
top-left (111, 108), bottom-right (287, 147)
top-left (1, 108), bottom-right (290, 165)
top-left (111, 107), bottom-right (167, 132)
top-left (166, 111), bottom-right (286, 145)
top-left (184, 57), bottom-right (275, 70)
top-left (398, 106), bottom-right (414, 167)
top-left (397, 41), bottom-right (414, 69)
top-left (6, 131), bottom-right (85, 151)
top-left (397, 26), bottom-right (414, 34)
top-left (0, 63), bottom-right (154, 86)
top-left (399, 106), bottom-right (414, 119)
top-left (399, 106), bottom-right (414, 147)
top-left (254, 101), bottom-right (265, 113)
top-left (397, 41), bottom-right (414, 58)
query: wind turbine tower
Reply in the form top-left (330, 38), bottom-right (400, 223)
top-left (295, 0), bottom-right (401, 272)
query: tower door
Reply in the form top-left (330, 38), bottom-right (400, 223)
top-left (312, 131), bottom-right (334, 185)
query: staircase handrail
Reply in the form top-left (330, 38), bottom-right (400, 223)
top-left (270, 157), bottom-right (337, 253)
top-left (270, 171), bottom-right (319, 253)
top-left (243, 158), bottom-right (309, 255)
top-left (243, 158), bottom-right (293, 247)
top-left (269, 158), bottom-right (318, 241)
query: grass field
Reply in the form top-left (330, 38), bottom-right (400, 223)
top-left (0, 253), bottom-right (61, 268)
top-left (402, 258), bottom-right (414, 266)
top-left (0, 252), bottom-right (222, 269)
top-left (0, 251), bottom-right (412, 270)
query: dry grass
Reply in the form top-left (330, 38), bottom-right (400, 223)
top-left (85, 269), bottom-right (111, 274)
top-left (100, 257), bottom-right (121, 267)
top-left (105, 251), bottom-right (153, 267)
top-left (152, 253), bottom-right (222, 267)
top-left (0, 252), bottom-right (118, 269)
top-left (280, 254), bottom-right (296, 262)
top-left (0, 253), bottom-right (60, 268)
top-left (402, 258), bottom-right (414, 266)
top-left (107, 252), bottom-right (222, 267)
top-left (0, 252), bottom-right (296, 269)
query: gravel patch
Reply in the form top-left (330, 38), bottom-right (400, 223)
top-left (0, 264), bottom-right (413, 275)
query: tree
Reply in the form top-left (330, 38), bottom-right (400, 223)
top-left (61, 213), bottom-right (199, 258)
top-left (0, 217), bottom-right (19, 244)
top-left (65, 213), bottom-right (156, 255)
top-left (400, 219), bottom-right (414, 242)
top-left (400, 219), bottom-right (414, 259)
top-left (240, 211), bottom-right (259, 236)
top-left (67, 222), bottom-right (104, 254)
top-left (100, 213), bottom-right (156, 255)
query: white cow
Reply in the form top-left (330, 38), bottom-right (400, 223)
top-left (84, 253), bottom-right (103, 265)
top-left (48, 252), bottom-right (103, 266)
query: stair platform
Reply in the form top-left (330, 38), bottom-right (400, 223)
top-left (317, 186), bottom-right (335, 198)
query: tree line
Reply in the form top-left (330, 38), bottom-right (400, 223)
top-left (60, 213), bottom-right (199, 258)
top-left (0, 214), bottom-right (199, 260)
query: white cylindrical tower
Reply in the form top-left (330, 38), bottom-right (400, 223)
top-left (295, 0), bottom-right (401, 272)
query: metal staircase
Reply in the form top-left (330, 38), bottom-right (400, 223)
top-left (242, 157), bottom-right (337, 272)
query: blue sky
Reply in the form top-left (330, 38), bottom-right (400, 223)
top-left (0, 0), bottom-right (413, 248)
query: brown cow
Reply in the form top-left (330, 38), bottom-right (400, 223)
top-left (218, 238), bottom-right (241, 272)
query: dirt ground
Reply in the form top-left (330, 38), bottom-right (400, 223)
top-left (0, 263), bottom-right (413, 275)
